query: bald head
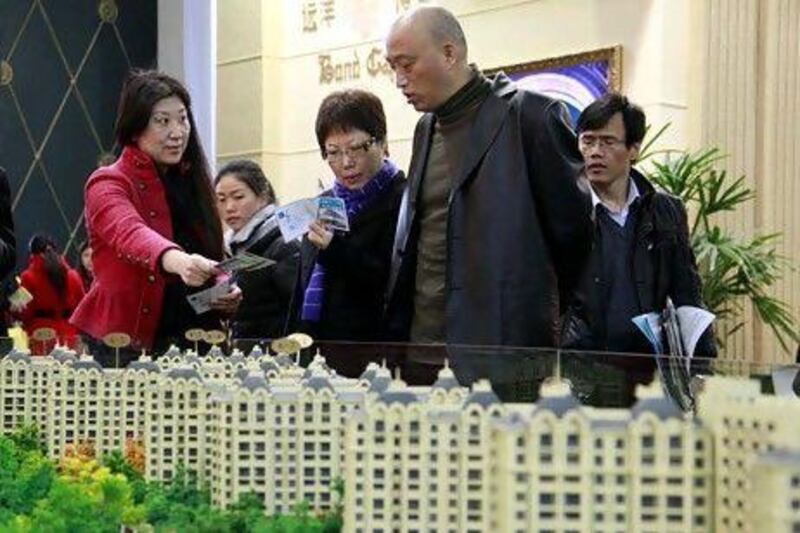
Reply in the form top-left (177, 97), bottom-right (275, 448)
top-left (392, 6), bottom-right (468, 61)
top-left (386, 6), bottom-right (473, 112)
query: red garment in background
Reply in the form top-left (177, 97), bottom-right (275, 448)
top-left (16, 254), bottom-right (85, 354)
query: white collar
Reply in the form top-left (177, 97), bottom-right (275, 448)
top-left (590, 176), bottom-right (640, 215)
top-left (224, 203), bottom-right (275, 250)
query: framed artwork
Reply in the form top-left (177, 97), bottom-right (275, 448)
top-left (485, 45), bottom-right (622, 124)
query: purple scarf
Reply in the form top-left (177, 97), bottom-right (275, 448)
top-left (301, 159), bottom-right (399, 322)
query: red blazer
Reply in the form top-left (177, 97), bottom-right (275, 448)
top-left (16, 255), bottom-right (85, 354)
top-left (70, 146), bottom-right (180, 349)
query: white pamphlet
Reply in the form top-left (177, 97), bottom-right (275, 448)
top-left (675, 306), bottom-right (715, 358)
top-left (275, 199), bottom-right (318, 242)
top-left (771, 366), bottom-right (799, 397)
top-left (275, 197), bottom-right (350, 241)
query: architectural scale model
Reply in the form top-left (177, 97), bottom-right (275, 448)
top-left (1, 345), bottom-right (798, 532)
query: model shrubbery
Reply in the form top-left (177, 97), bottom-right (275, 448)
top-left (0, 424), bottom-right (343, 532)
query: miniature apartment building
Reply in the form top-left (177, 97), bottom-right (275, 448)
top-left (343, 371), bottom-right (714, 533)
top-left (1, 347), bottom-right (799, 532)
top-left (697, 376), bottom-right (800, 532)
top-left (748, 450), bottom-right (800, 531)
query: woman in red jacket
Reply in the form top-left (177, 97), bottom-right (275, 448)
top-left (15, 235), bottom-right (85, 354)
top-left (70, 70), bottom-right (241, 364)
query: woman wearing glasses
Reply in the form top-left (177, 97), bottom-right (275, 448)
top-left (297, 89), bottom-right (405, 342)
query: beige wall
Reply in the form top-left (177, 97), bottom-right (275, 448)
top-left (218, 0), bottom-right (693, 197)
top-left (689, 0), bottom-right (800, 363)
top-left (217, 0), bottom-right (799, 362)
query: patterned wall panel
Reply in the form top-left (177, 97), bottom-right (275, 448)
top-left (0, 0), bottom-right (156, 268)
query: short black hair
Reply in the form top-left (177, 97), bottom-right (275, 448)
top-left (215, 159), bottom-right (277, 204)
top-left (315, 89), bottom-right (387, 157)
top-left (576, 92), bottom-right (646, 146)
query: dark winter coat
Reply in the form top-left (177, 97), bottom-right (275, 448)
top-left (295, 172), bottom-right (405, 341)
top-left (386, 73), bottom-right (593, 347)
top-left (228, 212), bottom-right (299, 340)
top-left (562, 169), bottom-right (717, 357)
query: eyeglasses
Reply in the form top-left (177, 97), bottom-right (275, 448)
top-left (578, 135), bottom-right (626, 150)
top-left (323, 138), bottom-right (376, 163)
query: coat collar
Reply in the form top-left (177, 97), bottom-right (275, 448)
top-left (590, 174), bottom-right (641, 226)
top-left (225, 203), bottom-right (275, 251)
top-left (118, 145), bottom-right (161, 181)
top-left (449, 75), bottom-right (511, 195)
top-left (117, 145), bottom-right (192, 184)
top-left (630, 167), bottom-right (656, 196)
top-left (407, 71), bottom-right (515, 215)
top-left (629, 168), bottom-right (658, 240)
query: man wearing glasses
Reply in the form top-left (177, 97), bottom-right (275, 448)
top-left (563, 93), bottom-right (716, 359)
top-left (384, 6), bottom-right (592, 354)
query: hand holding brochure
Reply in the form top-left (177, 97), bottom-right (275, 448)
top-left (275, 197), bottom-right (349, 241)
top-left (632, 300), bottom-right (715, 358)
top-left (632, 299), bottom-right (715, 412)
top-left (187, 277), bottom-right (233, 315)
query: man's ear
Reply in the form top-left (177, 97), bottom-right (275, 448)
top-left (442, 42), bottom-right (457, 66)
top-left (629, 142), bottom-right (641, 163)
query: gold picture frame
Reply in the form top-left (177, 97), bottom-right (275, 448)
top-left (485, 45), bottom-right (623, 123)
top-left (485, 45), bottom-right (623, 91)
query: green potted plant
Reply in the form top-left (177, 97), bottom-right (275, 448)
top-left (638, 125), bottom-right (799, 354)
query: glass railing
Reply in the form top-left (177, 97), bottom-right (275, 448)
top-left (222, 338), bottom-right (799, 409)
top-left (3, 334), bottom-right (798, 531)
top-left (3, 334), bottom-right (797, 410)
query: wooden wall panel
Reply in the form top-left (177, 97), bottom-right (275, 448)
top-left (695, 0), bottom-right (799, 363)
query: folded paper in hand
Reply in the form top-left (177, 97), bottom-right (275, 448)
top-left (217, 251), bottom-right (275, 273)
top-left (632, 301), bottom-right (715, 361)
top-left (187, 278), bottom-right (233, 315)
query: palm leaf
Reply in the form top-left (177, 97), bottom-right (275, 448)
top-left (640, 124), bottom-right (799, 354)
top-left (637, 122), bottom-right (671, 162)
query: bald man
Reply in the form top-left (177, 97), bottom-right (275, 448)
top-left (384, 7), bottom-right (592, 349)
